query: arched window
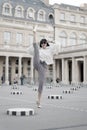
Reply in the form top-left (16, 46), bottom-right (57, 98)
top-left (26, 8), bottom-right (35, 19)
top-left (79, 34), bottom-right (87, 44)
top-left (5, 5), bottom-right (10, 14)
top-left (48, 13), bottom-right (54, 24)
top-left (59, 31), bottom-right (67, 47)
top-left (17, 7), bottom-right (22, 16)
top-left (2, 3), bottom-right (12, 16)
top-left (15, 6), bottom-right (24, 18)
top-left (69, 32), bottom-right (77, 45)
top-left (38, 10), bottom-right (45, 21)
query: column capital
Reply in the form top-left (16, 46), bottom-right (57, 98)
top-left (84, 55), bottom-right (87, 58)
top-left (19, 56), bottom-right (22, 59)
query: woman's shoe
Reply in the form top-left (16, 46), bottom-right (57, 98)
top-left (37, 104), bottom-right (41, 108)
top-left (36, 101), bottom-right (41, 108)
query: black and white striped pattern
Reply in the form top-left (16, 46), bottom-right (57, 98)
top-left (70, 87), bottom-right (78, 91)
top-left (11, 84), bottom-right (19, 89)
top-left (63, 90), bottom-right (73, 94)
top-left (7, 108), bottom-right (34, 116)
top-left (48, 95), bottom-right (62, 99)
top-left (76, 86), bottom-right (80, 89)
top-left (46, 86), bottom-right (52, 89)
top-left (33, 88), bottom-right (38, 91)
top-left (11, 91), bottom-right (23, 95)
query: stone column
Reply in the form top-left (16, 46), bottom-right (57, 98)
top-left (53, 59), bottom-right (56, 83)
top-left (30, 57), bottom-right (34, 84)
top-left (5, 56), bottom-right (9, 84)
top-left (65, 59), bottom-right (69, 84)
top-left (0, 58), bottom-right (3, 83)
top-left (72, 57), bottom-right (76, 83)
top-left (76, 60), bottom-right (80, 82)
top-left (62, 58), bottom-right (65, 83)
top-left (19, 57), bottom-right (22, 80)
top-left (11, 58), bottom-right (16, 84)
top-left (56, 60), bottom-right (60, 78)
top-left (83, 56), bottom-right (87, 82)
top-left (23, 58), bottom-right (28, 76)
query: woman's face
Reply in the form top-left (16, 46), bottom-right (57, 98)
top-left (41, 43), bottom-right (47, 49)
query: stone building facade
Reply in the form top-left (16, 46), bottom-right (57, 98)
top-left (0, 0), bottom-right (87, 85)
top-left (53, 3), bottom-right (87, 84)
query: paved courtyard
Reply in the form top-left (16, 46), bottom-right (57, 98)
top-left (0, 84), bottom-right (87, 130)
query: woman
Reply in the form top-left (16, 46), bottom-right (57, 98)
top-left (27, 27), bottom-right (59, 108)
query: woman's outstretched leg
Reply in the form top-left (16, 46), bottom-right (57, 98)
top-left (33, 43), bottom-right (40, 70)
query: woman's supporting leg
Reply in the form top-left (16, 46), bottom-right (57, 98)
top-left (37, 65), bottom-right (46, 107)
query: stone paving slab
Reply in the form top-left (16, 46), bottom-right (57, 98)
top-left (0, 85), bottom-right (87, 130)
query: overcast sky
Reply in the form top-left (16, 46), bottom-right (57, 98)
top-left (49, 0), bottom-right (87, 6)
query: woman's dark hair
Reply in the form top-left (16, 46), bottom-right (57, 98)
top-left (40, 39), bottom-right (49, 48)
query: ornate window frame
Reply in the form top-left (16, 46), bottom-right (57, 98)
top-left (37, 9), bottom-right (46, 21)
top-left (60, 12), bottom-right (65, 21)
top-left (70, 14), bottom-right (76, 23)
top-left (80, 16), bottom-right (85, 24)
top-left (15, 5), bottom-right (24, 18)
top-left (16, 33), bottom-right (23, 45)
top-left (2, 3), bottom-right (12, 16)
top-left (79, 33), bottom-right (87, 44)
top-left (69, 32), bottom-right (77, 45)
top-left (26, 7), bottom-right (35, 20)
top-left (4, 31), bottom-right (11, 44)
top-left (59, 31), bottom-right (67, 47)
